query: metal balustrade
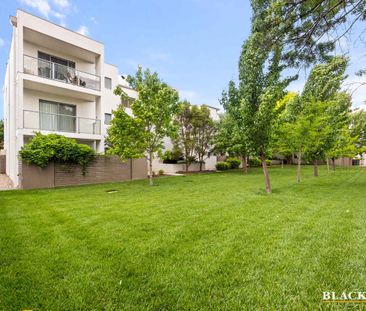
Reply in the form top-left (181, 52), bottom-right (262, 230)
top-left (23, 55), bottom-right (101, 91)
top-left (23, 110), bottom-right (101, 135)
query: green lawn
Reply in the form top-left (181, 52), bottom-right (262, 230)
top-left (0, 166), bottom-right (365, 310)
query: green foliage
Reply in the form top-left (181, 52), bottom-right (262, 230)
top-left (215, 161), bottom-right (230, 171)
top-left (351, 109), bottom-right (366, 156)
top-left (192, 105), bottom-right (216, 167)
top-left (173, 101), bottom-right (197, 168)
top-left (302, 56), bottom-right (349, 103)
top-left (238, 21), bottom-right (295, 192)
top-left (158, 169), bottom-right (164, 176)
top-left (19, 133), bottom-right (96, 170)
top-left (248, 0), bottom-right (364, 67)
top-left (274, 56), bottom-right (354, 179)
top-left (107, 67), bottom-right (179, 184)
top-left (174, 102), bottom-right (216, 170)
top-left (161, 149), bottom-right (184, 164)
top-left (226, 157), bottom-right (241, 169)
top-left (249, 158), bottom-right (262, 167)
top-left (216, 82), bottom-right (249, 158)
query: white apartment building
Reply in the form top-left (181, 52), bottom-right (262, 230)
top-left (3, 10), bottom-right (219, 187)
top-left (3, 10), bottom-right (138, 187)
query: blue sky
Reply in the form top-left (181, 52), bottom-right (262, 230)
top-left (0, 0), bottom-right (365, 119)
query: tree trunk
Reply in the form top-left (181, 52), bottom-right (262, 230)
top-left (185, 162), bottom-right (189, 172)
top-left (260, 155), bottom-right (271, 194)
top-left (332, 158), bottom-right (336, 171)
top-left (281, 160), bottom-right (284, 169)
top-left (313, 159), bottom-right (318, 177)
top-left (199, 161), bottom-right (203, 171)
top-left (149, 152), bottom-right (154, 185)
top-left (326, 158), bottom-right (330, 171)
top-left (297, 151), bottom-right (302, 183)
top-left (242, 155), bottom-right (248, 173)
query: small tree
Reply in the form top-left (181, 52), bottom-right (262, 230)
top-left (351, 109), bottom-right (366, 157)
top-left (107, 67), bottom-right (179, 185)
top-left (240, 39), bottom-right (294, 193)
top-left (173, 101), bottom-right (197, 171)
top-left (300, 56), bottom-right (349, 176)
top-left (274, 93), bottom-right (311, 182)
top-left (193, 105), bottom-right (216, 171)
top-left (219, 81), bottom-right (250, 173)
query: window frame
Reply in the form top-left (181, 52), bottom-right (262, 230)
top-left (104, 113), bottom-right (112, 125)
top-left (105, 77), bottom-right (112, 90)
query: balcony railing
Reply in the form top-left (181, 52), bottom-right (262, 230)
top-left (23, 55), bottom-right (101, 91)
top-left (23, 110), bottom-right (101, 135)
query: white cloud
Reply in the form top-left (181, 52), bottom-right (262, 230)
top-left (52, 0), bottom-right (70, 9)
top-left (0, 38), bottom-right (4, 49)
top-left (76, 25), bottom-right (89, 36)
top-left (19, 0), bottom-right (71, 26)
top-left (20, 0), bottom-right (51, 18)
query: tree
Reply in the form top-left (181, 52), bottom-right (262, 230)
top-left (239, 25), bottom-right (294, 193)
top-left (274, 93), bottom-right (311, 182)
top-left (324, 92), bottom-right (356, 170)
top-left (173, 101), bottom-right (197, 172)
top-left (0, 119), bottom-right (4, 149)
top-left (351, 109), bottom-right (366, 157)
top-left (193, 105), bottom-right (216, 171)
top-left (299, 56), bottom-right (349, 176)
top-left (219, 81), bottom-right (250, 173)
top-left (107, 67), bottom-right (179, 185)
top-left (214, 113), bottom-right (249, 172)
top-left (248, 0), bottom-right (366, 67)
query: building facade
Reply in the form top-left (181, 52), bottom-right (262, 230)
top-left (3, 10), bottom-right (138, 187)
top-left (3, 10), bottom-right (219, 187)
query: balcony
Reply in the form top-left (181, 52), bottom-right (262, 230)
top-left (23, 55), bottom-right (101, 91)
top-left (23, 110), bottom-right (101, 135)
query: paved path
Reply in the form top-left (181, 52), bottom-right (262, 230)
top-left (0, 174), bottom-right (13, 190)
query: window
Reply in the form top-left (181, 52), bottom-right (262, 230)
top-left (38, 51), bottom-right (75, 81)
top-left (122, 97), bottom-right (135, 108)
top-left (105, 77), bottom-right (112, 89)
top-left (105, 113), bottom-right (112, 125)
top-left (39, 100), bottom-right (76, 133)
top-left (38, 52), bottom-right (75, 68)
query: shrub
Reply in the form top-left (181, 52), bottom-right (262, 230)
top-left (226, 157), bottom-right (241, 169)
top-left (162, 148), bottom-right (184, 164)
top-left (249, 157), bottom-right (261, 167)
top-left (19, 133), bottom-right (96, 171)
top-left (158, 169), bottom-right (164, 176)
top-left (248, 158), bottom-right (271, 167)
top-left (216, 161), bottom-right (230, 171)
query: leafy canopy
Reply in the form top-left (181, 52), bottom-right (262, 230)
top-left (19, 133), bottom-right (95, 168)
top-left (107, 67), bottom-right (179, 161)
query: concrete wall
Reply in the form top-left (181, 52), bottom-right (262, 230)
top-left (0, 155), bottom-right (6, 174)
top-left (20, 156), bottom-right (147, 189)
top-left (334, 157), bottom-right (353, 166)
top-left (151, 160), bottom-right (207, 174)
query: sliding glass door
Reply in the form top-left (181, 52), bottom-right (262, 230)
top-left (40, 100), bottom-right (76, 133)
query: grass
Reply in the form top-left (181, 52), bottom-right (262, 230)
top-left (0, 166), bottom-right (365, 310)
